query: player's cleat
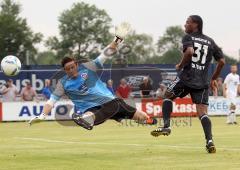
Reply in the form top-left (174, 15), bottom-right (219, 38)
top-left (72, 113), bottom-right (93, 130)
top-left (206, 140), bottom-right (216, 153)
top-left (233, 122), bottom-right (238, 125)
top-left (151, 127), bottom-right (171, 137)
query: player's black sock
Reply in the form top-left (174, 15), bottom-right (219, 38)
top-left (94, 109), bottom-right (117, 125)
top-left (199, 114), bottom-right (212, 142)
top-left (162, 99), bottom-right (173, 128)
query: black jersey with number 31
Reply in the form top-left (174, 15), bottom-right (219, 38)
top-left (179, 32), bottom-right (223, 89)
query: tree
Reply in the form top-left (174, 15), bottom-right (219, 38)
top-left (223, 54), bottom-right (238, 64)
top-left (156, 25), bottom-right (238, 64)
top-left (36, 51), bottom-right (58, 65)
top-left (123, 31), bottom-right (156, 64)
top-left (0, 0), bottom-right (42, 64)
top-left (157, 26), bottom-right (184, 54)
top-left (46, 2), bottom-right (112, 60)
top-left (145, 48), bottom-right (181, 64)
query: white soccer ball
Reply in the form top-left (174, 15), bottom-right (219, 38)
top-left (1, 55), bottom-right (21, 76)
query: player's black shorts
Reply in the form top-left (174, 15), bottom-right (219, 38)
top-left (86, 98), bottom-right (136, 125)
top-left (167, 77), bottom-right (209, 105)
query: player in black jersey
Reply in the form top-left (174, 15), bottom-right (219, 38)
top-left (151, 15), bottom-right (225, 153)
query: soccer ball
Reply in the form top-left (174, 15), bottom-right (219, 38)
top-left (1, 55), bottom-right (21, 76)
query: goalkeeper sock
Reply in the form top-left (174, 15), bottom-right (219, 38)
top-left (200, 114), bottom-right (212, 141)
top-left (162, 99), bottom-right (173, 128)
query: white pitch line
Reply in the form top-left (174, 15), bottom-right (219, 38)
top-left (14, 137), bottom-right (144, 147)
top-left (14, 137), bottom-right (240, 152)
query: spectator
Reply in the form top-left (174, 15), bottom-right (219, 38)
top-left (116, 78), bottom-right (131, 99)
top-left (20, 81), bottom-right (38, 101)
top-left (213, 77), bottom-right (223, 96)
top-left (139, 76), bottom-right (153, 98)
top-left (106, 79), bottom-right (114, 95)
top-left (0, 79), bottom-right (19, 102)
top-left (42, 79), bottom-right (51, 100)
top-left (223, 64), bottom-right (240, 124)
top-left (156, 83), bottom-right (167, 99)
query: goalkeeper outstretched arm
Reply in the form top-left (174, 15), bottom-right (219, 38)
top-left (84, 22), bottom-right (132, 70)
top-left (28, 82), bottom-right (64, 125)
top-left (28, 99), bottom-right (56, 125)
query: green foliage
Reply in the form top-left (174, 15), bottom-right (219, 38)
top-left (157, 26), bottom-right (184, 54)
top-left (146, 48), bottom-right (182, 64)
top-left (224, 54), bottom-right (238, 64)
top-left (36, 51), bottom-right (58, 65)
top-left (0, 0), bottom-right (42, 64)
top-left (124, 31), bottom-right (156, 64)
top-left (46, 2), bottom-right (112, 60)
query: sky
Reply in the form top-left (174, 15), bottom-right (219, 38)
top-left (17, 0), bottom-right (240, 59)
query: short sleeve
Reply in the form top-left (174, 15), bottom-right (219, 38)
top-left (224, 75), bottom-right (229, 84)
top-left (182, 34), bottom-right (193, 52)
top-left (212, 40), bottom-right (223, 61)
top-left (82, 58), bottom-right (103, 72)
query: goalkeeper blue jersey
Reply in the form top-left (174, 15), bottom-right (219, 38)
top-left (50, 58), bottom-right (115, 113)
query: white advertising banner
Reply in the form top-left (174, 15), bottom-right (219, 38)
top-left (1, 97), bottom-right (240, 121)
top-left (2, 101), bottom-right (74, 121)
top-left (208, 96), bottom-right (240, 116)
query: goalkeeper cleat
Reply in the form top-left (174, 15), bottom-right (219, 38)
top-left (151, 127), bottom-right (171, 137)
top-left (72, 113), bottom-right (93, 130)
top-left (206, 140), bottom-right (216, 153)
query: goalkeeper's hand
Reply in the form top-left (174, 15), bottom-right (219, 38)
top-left (28, 113), bottom-right (47, 126)
top-left (114, 22), bottom-right (131, 44)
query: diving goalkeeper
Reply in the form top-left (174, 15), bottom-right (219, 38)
top-left (29, 23), bottom-right (157, 130)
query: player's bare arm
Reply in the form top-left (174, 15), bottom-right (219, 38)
top-left (210, 58), bottom-right (225, 90)
top-left (223, 83), bottom-right (227, 98)
top-left (237, 84), bottom-right (240, 96)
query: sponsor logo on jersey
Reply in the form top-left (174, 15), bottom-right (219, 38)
top-left (81, 73), bottom-right (88, 80)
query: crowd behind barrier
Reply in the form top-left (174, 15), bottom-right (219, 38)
top-left (0, 63), bottom-right (233, 101)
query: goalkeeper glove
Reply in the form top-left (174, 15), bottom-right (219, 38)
top-left (28, 112), bottom-right (47, 126)
top-left (114, 22), bottom-right (131, 44)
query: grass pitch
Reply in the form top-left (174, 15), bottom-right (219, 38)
top-left (0, 117), bottom-right (240, 170)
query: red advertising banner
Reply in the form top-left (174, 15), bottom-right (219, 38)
top-left (141, 97), bottom-right (197, 117)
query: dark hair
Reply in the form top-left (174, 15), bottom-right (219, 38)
top-left (7, 79), bottom-right (13, 82)
top-left (231, 63), bottom-right (237, 67)
top-left (190, 15), bottom-right (203, 34)
top-left (61, 56), bottom-right (75, 67)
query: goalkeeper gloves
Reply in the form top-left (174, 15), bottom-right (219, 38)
top-left (28, 112), bottom-right (47, 126)
top-left (114, 22), bottom-right (131, 44)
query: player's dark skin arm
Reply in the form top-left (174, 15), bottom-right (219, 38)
top-left (176, 47), bottom-right (194, 70)
top-left (210, 58), bottom-right (225, 90)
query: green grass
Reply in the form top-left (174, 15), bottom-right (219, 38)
top-left (0, 117), bottom-right (240, 170)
